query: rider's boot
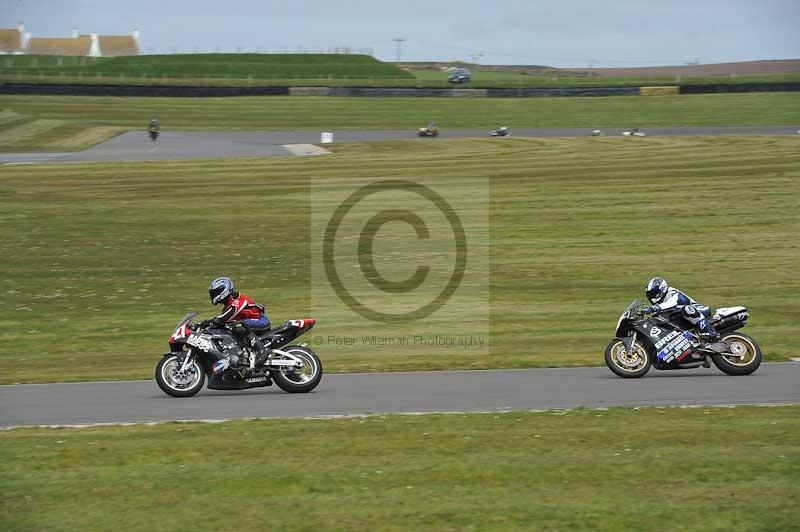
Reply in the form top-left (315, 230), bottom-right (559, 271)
top-left (254, 348), bottom-right (271, 368)
top-left (697, 319), bottom-right (720, 342)
top-left (242, 328), bottom-right (269, 366)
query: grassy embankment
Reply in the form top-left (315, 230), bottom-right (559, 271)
top-left (0, 53), bottom-right (413, 86)
top-left (1, 133), bottom-right (798, 383)
top-left (1, 406), bottom-right (798, 531)
top-left (1, 92), bottom-right (799, 152)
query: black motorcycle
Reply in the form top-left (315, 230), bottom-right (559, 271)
top-left (156, 312), bottom-right (323, 397)
top-left (148, 127), bottom-right (159, 141)
top-left (605, 300), bottom-right (761, 378)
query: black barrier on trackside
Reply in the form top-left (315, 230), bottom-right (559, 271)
top-left (0, 83), bottom-right (290, 97)
top-left (0, 83), bottom-right (643, 98)
top-left (2, 82), bottom-right (798, 97)
top-left (486, 87), bottom-right (641, 97)
top-left (328, 87), bottom-right (642, 97)
top-left (327, 87), bottom-right (459, 97)
top-left (679, 82), bottom-right (800, 94)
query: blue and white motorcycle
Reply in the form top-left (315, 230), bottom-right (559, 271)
top-left (605, 300), bottom-right (761, 378)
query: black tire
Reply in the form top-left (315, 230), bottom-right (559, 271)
top-left (271, 345), bottom-right (323, 393)
top-left (711, 332), bottom-right (762, 376)
top-left (155, 354), bottom-right (206, 397)
top-left (604, 338), bottom-right (652, 378)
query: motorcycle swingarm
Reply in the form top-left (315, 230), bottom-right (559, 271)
top-left (263, 358), bottom-right (304, 368)
top-left (698, 342), bottom-right (741, 356)
top-left (257, 348), bottom-right (306, 370)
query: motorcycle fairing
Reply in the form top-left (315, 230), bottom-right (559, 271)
top-left (207, 371), bottom-right (273, 391)
top-left (653, 330), bottom-right (694, 363)
top-left (712, 306), bottom-right (746, 320)
top-left (632, 320), bottom-right (694, 366)
top-left (258, 319), bottom-right (317, 348)
top-left (186, 332), bottom-right (224, 358)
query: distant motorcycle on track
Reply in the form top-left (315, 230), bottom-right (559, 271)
top-left (156, 312), bottom-right (323, 397)
top-left (148, 117), bottom-right (160, 141)
top-left (418, 123), bottom-right (440, 137)
top-left (605, 300), bottom-right (761, 378)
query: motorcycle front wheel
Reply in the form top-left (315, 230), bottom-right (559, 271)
top-left (604, 339), bottom-right (652, 378)
top-left (271, 346), bottom-right (323, 393)
top-left (155, 354), bottom-right (206, 397)
top-left (711, 332), bottom-right (762, 376)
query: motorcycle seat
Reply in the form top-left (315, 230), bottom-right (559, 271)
top-left (256, 323), bottom-right (291, 338)
top-left (711, 306), bottom-right (746, 320)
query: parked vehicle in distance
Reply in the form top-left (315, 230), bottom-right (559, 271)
top-left (448, 68), bottom-right (472, 83)
top-left (490, 127), bottom-right (510, 137)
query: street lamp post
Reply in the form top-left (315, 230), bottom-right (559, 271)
top-left (392, 38), bottom-right (406, 63)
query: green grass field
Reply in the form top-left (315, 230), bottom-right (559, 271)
top-left (1, 135), bottom-right (798, 383)
top-left (1, 92), bottom-right (799, 152)
top-left (2, 406), bottom-right (798, 531)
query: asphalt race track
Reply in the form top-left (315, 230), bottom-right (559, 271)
top-left (2, 126), bottom-right (798, 164)
top-left (1, 363), bottom-right (798, 428)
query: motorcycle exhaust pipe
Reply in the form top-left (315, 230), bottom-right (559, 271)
top-left (676, 361), bottom-right (706, 369)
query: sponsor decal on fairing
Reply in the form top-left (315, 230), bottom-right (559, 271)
top-left (187, 333), bottom-right (214, 352)
top-left (656, 331), bottom-right (694, 363)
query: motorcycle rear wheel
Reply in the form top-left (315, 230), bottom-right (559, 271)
top-left (711, 332), bottom-right (762, 376)
top-left (605, 339), bottom-right (652, 378)
top-left (271, 346), bottom-right (323, 393)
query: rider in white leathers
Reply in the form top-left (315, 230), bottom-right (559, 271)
top-left (642, 277), bottom-right (719, 340)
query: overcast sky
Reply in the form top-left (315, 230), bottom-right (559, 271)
top-left (2, 0), bottom-right (798, 67)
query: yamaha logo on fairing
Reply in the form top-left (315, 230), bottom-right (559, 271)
top-left (650, 327), bottom-right (662, 337)
top-left (246, 376), bottom-right (267, 384)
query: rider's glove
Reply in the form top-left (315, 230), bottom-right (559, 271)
top-left (643, 306), bottom-right (659, 315)
top-left (196, 320), bottom-right (211, 329)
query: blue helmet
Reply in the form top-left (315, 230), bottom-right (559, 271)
top-left (645, 277), bottom-right (669, 304)
top-left (209, 277), bottom-right (234, 305)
